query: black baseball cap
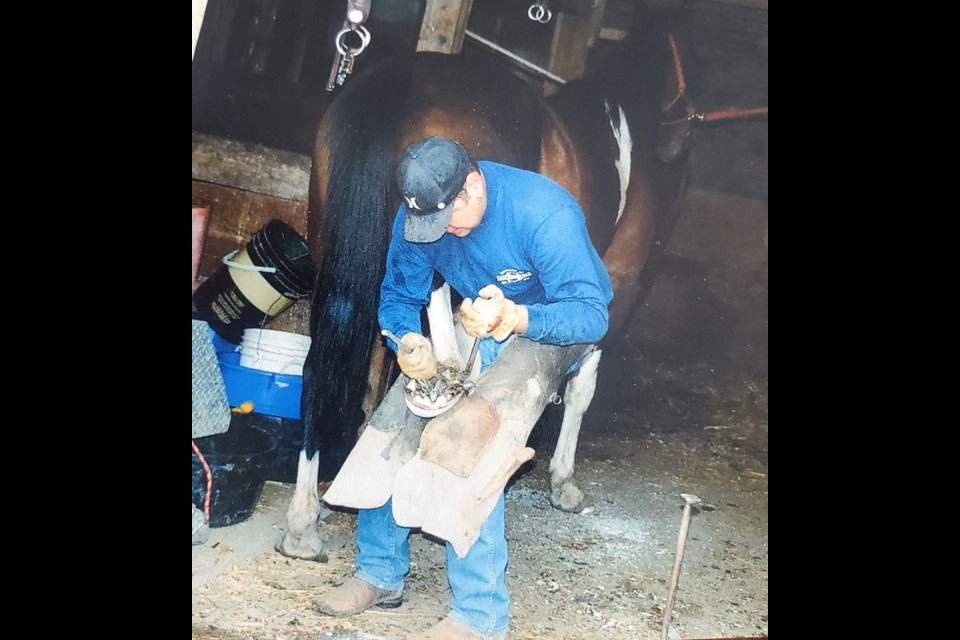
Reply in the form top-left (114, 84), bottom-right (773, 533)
top-left (396, 136), bottom-right (472, 243)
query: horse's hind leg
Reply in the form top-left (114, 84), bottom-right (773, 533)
top-left (426, 282), bottom-right (464, 370)
top-left (549, 348), bottom-right (602, 514)
top-left (276, 451), bottom-right (328, 562)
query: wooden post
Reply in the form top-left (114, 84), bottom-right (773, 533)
top-left (417, 0), bottom-right (474, 53)
top-left (586, 0), bottom-right (608, 48)
top-left (544, 12), bottom-right (592, 95)
top-left (192, 0), bottom-right (209, 62)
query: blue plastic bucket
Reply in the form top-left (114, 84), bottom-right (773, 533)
top-left (208, 326), bottom-right (241, 365)
top-left (218, 360), bottom-right (303, 419)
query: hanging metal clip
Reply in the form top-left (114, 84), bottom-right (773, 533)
top-left (340, 0), bottom-right (372, 56)
top-left (326, 0), bottom-right (373, 92)
top-left (336, 24), bottom-right (371, 57)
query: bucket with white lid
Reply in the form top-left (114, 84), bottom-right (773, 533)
top-left (192, 220), bottom-right (315, 343)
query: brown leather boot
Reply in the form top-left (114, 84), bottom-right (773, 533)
top-left (406, 616), bottom-right (507, 640)
top-left (315, 577), bottom-right (403, 616)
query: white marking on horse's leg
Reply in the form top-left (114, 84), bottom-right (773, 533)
top-left (549, 348), bottom-right (602, 514)
top-left (426, 282), bottom-right (461, 368)
top-left (605, 101), bottom-right (633, 225)
top-left (276, 450), bottom-right (327, 561)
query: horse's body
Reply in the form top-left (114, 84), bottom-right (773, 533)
top-left (278, 14), bottom-right (691, 560)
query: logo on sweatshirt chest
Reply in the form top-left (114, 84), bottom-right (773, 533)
top-left (496, 269), bottom-right (532, 285)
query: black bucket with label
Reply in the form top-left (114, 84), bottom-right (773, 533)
top-left (192, 421), bottom-right (279, 527)
top-left (193, 220), bottom-right (315, 343)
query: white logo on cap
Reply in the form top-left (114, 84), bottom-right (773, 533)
top-left (403, 195), bottom-right (421, 211)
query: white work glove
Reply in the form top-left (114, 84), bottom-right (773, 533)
top-left (397, 333), bottom-right (438, 380)
top-left (459, 284), bottom-right (520, 342)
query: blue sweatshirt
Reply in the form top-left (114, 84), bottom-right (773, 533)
top-left (379, 161), bottom-right (613, 352)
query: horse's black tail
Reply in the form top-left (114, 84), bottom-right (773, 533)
top-left (300, 58), bottom-right (412, 478)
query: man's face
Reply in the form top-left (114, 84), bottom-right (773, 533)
top-left (445, 170), bottom-right (486, 238)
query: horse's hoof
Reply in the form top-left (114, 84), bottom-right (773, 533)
top-left (550, 482), bottom-right (593, 514)
top-left (275, 533), bottom-right (328, 562)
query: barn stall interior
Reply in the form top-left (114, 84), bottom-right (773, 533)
top-left (192, 0), bottom-right (768, 639)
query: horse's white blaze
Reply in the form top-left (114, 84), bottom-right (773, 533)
top-left (549, 348), bottom-right (602, 484)
top-left (605, 100), bottom-right (633, 226)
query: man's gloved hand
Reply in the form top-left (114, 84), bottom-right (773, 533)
top-left (397, 333), bottom-right (438, 380)
top-left (460, 284), bottom-right (520, 342)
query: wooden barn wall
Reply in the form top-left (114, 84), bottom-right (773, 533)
top-left (192, 0), bottom-right (427, 154)
top-left (192, 0), bottom-right (766, 340)
top-left (192, 133), bottom-right (310, 286)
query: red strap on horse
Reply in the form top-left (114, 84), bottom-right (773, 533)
top-left (663, 33), bottom-right (768, 125)
top-left (695, 106), bottom-right (769, 122)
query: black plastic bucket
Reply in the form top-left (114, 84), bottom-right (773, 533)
top-left (193, 220), bottom-right (315, 343)
top-left (234, 413), bottom-right (303, 484)
top-left (249, 220), bottom-right (315, 294)
top-left (192, 421), bottom-right (279, 527)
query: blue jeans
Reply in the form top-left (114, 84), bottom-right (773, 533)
top-left (353, 337), bottom-right (509, 635)
top-left (354, 493), bottom-right (509, 635)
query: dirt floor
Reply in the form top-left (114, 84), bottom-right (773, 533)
top-left (192, 12), bottom-right (768, 639)
top-left (190, 328), bottom-right (768, 639)
top-left (190, 186), bottom-right (769, 640)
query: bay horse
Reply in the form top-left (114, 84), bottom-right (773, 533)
top-left (278, 11), bottom-right (692, 560)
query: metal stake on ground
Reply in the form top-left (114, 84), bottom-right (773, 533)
top-left (661, 492), bottom-right (702, 640)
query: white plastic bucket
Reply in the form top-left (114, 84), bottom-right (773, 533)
top-left (242, 329), bottom-right (311, 351)
top-left (239, 353), bottom-right (305, 376)
top-left (239, 329), bottom-right (311, 375)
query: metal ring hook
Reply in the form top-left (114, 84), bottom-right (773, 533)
top-left (336, 25), bottom-right (371, 56)
top-left (528, 4), bottom-right (546, 22)
top-left (539, 9), bottom-right (552, 23)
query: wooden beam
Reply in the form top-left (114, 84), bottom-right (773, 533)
top-left (586, 0), bottom-right (607, 48)
top-left (417, 0), bottom-right (474, 53)
top-left (192, 133), bottom-right (311, 202)
top-left (700, 0), bottom-right (768, 8)
top-left (547, 12), bottom-right (592, 83)
top-left (598, 27), bottom-right (627, 41)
